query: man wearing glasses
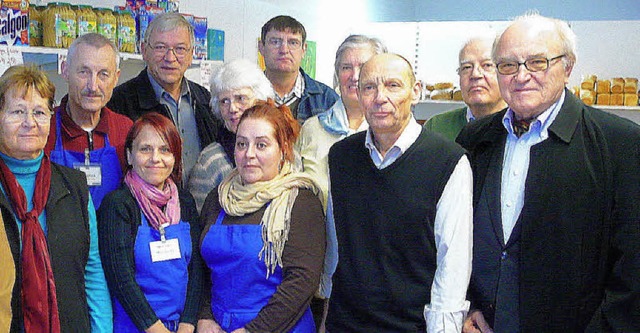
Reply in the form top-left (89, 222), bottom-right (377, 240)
top-left (108, 12), bottom-right (220, 182)
top-left (458, 13), bottom-right (640, 333)
top-left (258, 15), bottom-right (338, 123)
top-left (423, 36), bottom-right (506, 141)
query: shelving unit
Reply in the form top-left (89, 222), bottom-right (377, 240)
top-left (414, 100), bottom-right (640, 125)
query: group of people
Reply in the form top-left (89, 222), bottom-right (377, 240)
top-left (0, 9), bottom-right (638, 333)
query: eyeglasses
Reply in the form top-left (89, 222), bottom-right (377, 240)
top-left (218, 94), bottom-right (254, 109)
top-left (2, 109), bottom-right (52, 124)
top-left (149, 44), bottom-right (192, 59)
top-left (496, 54), bottom-right (566, 75)
top-left (266, 37), bottom-right (302, 50)
top-left (457, 61), bottom-right (496, 76)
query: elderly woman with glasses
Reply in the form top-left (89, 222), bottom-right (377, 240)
top-left (188, 59), bottom-right (273, 213)
top-left (0, 65), bottom-right (111, 332)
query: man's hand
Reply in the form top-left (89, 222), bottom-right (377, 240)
top-left (462, 310), bottom-right (493, 333)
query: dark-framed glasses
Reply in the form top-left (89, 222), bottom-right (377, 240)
top-left (149, 43), bottom-right (192, 58)
top-left (496, 54), bottom-right (565, 75)
top-left (3, 109), bottom-right (52, 124)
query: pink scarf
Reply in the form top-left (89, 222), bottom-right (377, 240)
top-left (124, 170), bottom-right (180, 230)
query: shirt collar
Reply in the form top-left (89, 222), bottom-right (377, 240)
top-left (365, 115), bottom-right (421, 157)
top-left (147, 69), bottom-right (190, 103)
top-left (502, 90), bottom-right (565, 140)
top-left (275, 71), bottom-right (305, 104)
top-left (58, 96), bottom-right (109, 138)
top-left (465, 106), bottom-right (475, 122)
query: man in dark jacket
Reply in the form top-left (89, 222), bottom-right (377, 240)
top-left (108, 12), bottom-right (221, 182)
top-left (258, 15), bottom-right (338, 123)
top-left (458, 13), bottom-right (640, 333)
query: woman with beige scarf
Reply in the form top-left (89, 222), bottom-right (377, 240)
top-left (197, 100), bottom-right (325, 333)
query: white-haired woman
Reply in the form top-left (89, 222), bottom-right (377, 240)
top-left (187, 59), bottom-right (273, 212)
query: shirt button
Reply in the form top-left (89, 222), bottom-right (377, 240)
top-left (506, 201), bottom-right (512, 207)
top-left (501, 251), bottom-right (508, 260)
top-left (513, 169), bottom-right (519, 176)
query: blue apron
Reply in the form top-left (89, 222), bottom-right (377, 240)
top-left (201, 210), bottom-right (315, 332)
top-left (112, 214), bottom-right (192, 332)
top-left (49, 111), bottom-right (122, 209)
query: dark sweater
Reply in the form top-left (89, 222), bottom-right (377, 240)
top-left (199, 189), bottom-right (325, 332)
top-left (327, 129), bottom-right (465, 332)
top-left (97, 184), bottom-right (203, 330)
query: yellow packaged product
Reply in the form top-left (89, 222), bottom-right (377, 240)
top-left (28, 5), bottom-right (42, 46)
top-left (77, 5), bottom-right (97, 37)
top-left (43, 2), bottom-right (76, 48)
top-left (115, 8), bottom-right (136, 53)
top-left (96, 8), bottom-right (117, 44)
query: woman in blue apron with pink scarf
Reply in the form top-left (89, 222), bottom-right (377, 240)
top-left (98, 113), bottom-right (203, 333)
top-left (197, 100), bottom-right (325, 333)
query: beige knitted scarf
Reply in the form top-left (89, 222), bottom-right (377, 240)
top-left (218, 161), bottom-right (319, 277)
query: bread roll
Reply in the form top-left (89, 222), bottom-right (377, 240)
top-left (624, 78), bottom-right (638, 94)
top-left (611, 78), bottom-right (624, 94)
top-left (581, 75), bottom-right (597, 90)
top-left (434, 82), bottom-right (454, 90)
top-left (580, 89), bottom-right (595, 106)
top-left (452, 89), bottom-right (463, 101)
top-left (425, 84), bottom-right (435, 92)
top-left (430, 89), bottom-right (452, 100)
top-left (610, 93), bottom-right (624, 106)
top-left (624, 93), bottom-right (639, 106)
top-left (596, 80), bottom-right (610, 94)
top-left (596, 93), bottom-right (610, 105)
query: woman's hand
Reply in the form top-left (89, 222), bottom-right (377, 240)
top-left (145, 320), bottom-right (172, 333)
top-left (197, 319), bottom-right (226, 333)
top-left (176, 322), bottom-right (195, 333)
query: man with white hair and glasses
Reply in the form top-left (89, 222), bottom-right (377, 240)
top-left (458, 13), bottom-right (640, 333)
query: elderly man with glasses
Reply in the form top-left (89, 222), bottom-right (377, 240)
top-left (424, 36), bottom-right (506, 141)
top-left (457, 13), bottom-right (640, 333)
top-left (258, 15), bottom-right (338, 123)
top-left (108, 12), bottom-right (221, 183)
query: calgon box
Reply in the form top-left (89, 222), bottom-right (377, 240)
top-left (1, 0), bottom-right (29, 45)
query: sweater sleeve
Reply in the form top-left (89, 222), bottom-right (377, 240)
top-left (245, 189), bottom-right (326, 332)
top-left (84, 195), bottom-right (113, 333)
top-left (97, 188), bottom-right (159, 331)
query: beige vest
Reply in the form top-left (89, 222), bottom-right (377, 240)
top-left (0, 213), bottom-right (15, 331)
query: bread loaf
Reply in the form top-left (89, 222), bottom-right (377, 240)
top-left (430, 89), bottom-right (452, 100)
top-left (581, 75), bottom-right (597, 90)
top-left (596, 93), bottom-right (610, 105)
top-left (610, 93), bottom-right (624, 106)
top-left (596, 80), bottom-right (610, 94)
top-left (624, 78), bottom-right (638, 94)
top-left (434, 82), bottom-right (454, 90)
top-left (611, 78), bottom-right (624, 94)
top-left (624, 93), bottom-right (639, 106)
top-left (452, 89), bottom-right (462, 101)
top-left (580, 89), bottom-right (595, 106)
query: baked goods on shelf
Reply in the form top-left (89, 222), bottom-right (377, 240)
top-left (581, 75), bottom-right (597, 90)
top-left (624, 78), bottom-right (638, 94)
top-left (611, 78), bottom-right (625, 94)
top-left (624, 93), bottom-right (639, 106)
top-left (580, 89), bottom-right (595, 106)
top-left (596, 93), bottom-right (610, 106)
top-left (596, 79), bottom-right (610, 94)
top-left (430, 88), bottom-right (453, 100)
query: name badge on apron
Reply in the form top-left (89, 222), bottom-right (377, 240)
top-left (150, 238), bottom-right (182, 262)
top-left (73, 163), bottom-right (103, 186)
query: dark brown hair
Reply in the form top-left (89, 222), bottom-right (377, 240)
top-left (261, 15), bottom-right (306, 44)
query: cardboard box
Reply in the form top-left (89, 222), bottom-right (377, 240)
top-left (0, 0), bottom-right (29, 46)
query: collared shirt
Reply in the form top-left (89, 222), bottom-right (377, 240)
top-left (327, 116), bottom-right (473, 332)
top-left (465, 106), bottom-right (476, 122)
top-left (500, 90), bottom-right (565, 242)
top-left (365, 115), bottom-right (423, 169)
top-left (148, 71), bottom-right (201, 182)
top-left (274, 71), bottom-right (305, 107)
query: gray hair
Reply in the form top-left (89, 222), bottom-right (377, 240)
top-left (492, 12), bottom-right (577, 70)
top-left (458, 35), bottom-right (495, 65)
top-left (209, 58), bottom-right (274, 119)
top-left (67, 33), bottom-right (120, 68)
top-left (333, 35), bottom-right (388, 88)
top-left (143, 12), bottom-right (195, 47)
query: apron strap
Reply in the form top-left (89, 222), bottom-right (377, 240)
top-left (215, 210), bottom-right (226, 225)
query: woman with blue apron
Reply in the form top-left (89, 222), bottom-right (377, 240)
top-left (97, 113), bottom-right (203, 333)
top-left (197, 101), bottom-right (325, 333)
top-left (49, 111), bottom-right (122, 209)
